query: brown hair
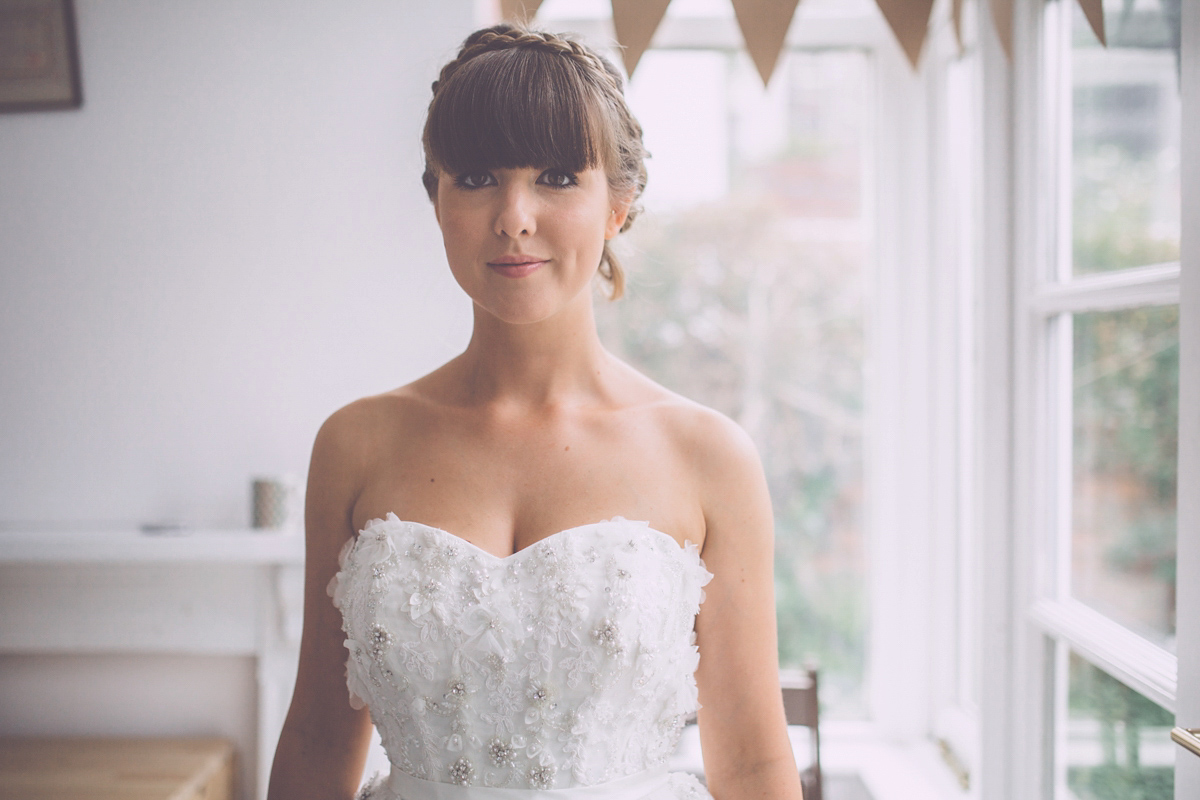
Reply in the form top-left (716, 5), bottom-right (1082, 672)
top-left (421, 24), bottom-right (647, 299)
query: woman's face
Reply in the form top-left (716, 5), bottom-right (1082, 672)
top-left (433, 164), bottom-right (629, 325)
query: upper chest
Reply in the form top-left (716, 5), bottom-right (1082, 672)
top-left (351, 401), bottom-right (705, 551)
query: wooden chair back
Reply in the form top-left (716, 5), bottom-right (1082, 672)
top-left (780, 667), bottom-right (822, 800)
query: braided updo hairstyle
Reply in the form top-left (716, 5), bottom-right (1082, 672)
top-left (422, 24), bottom-right (648, 299)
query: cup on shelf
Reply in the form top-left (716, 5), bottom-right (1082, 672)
top-left (251, 475), bottom-right (301, 530)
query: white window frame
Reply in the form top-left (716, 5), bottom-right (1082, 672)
top-left (994, 1), bottom-right (1184, 798)
top-left (923, 4), bottom-right (990, 788)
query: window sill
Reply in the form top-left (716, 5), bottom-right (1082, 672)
top-left (670, 721), bottom-right (969, 800)
top-left (822, 723), bottom-right (970, 800)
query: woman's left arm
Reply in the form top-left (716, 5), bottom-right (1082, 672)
top-left (689, 411), bottom-right (803, 800)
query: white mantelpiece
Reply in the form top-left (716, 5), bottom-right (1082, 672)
top-left (0, 528), bottom-right (305, 565)
top-left (0, 528), bottom-right (305, 800)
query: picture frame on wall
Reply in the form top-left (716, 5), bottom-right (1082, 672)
top-left (0, 0), bottom-right (82, 112)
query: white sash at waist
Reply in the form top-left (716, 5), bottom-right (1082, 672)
top-left (386, 766), bottom-right (671, 800)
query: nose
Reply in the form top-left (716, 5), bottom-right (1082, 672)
top-left (494, 182), bottom-right (536, 238)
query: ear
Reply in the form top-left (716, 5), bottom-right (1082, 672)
top-left (605, 193), bottom-right (634, 240)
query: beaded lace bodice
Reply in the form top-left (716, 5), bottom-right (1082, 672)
top-left (328, 514), bottom-right (713, 794)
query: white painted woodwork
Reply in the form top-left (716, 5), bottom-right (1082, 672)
top-left (0, 528), bottom-right (303, 565)
top-left (1173, 2), bottom-right (1200, 796)
top-left (976, 0), bottom-right (1017, 795)
top-left (0, 532), bottom-right (305, 800)
top-left (1029, 599), bottom-right (1177, 712)
top-left (1005, 1), bottom-right (1198, 798)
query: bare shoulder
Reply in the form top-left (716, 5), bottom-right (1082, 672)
top-left (663, 400), bottom-right (770, 543)
top-left (655, 398), bottom-right (761, 483)
top-left (611, 358), bottom-right (755, 461)
top-left (613, 363), bottom-right (771, 547)
top-left (619, 361), bottom-right (764, 489)
top-left (306, 386), bottom-right (435, 532)
top-left (313, 383), bottom-right (438, 465)
top-left (311, 395), bottom-right (385, 482)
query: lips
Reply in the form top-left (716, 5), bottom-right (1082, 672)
top-left (487, 254), bottom-right (547, 278)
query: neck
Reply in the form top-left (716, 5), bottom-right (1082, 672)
top-left (453, 291), bottom-right (613, 408)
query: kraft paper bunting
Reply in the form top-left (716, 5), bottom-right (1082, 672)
top-left (1076, 0), bottom-right (1106, 46)
top-left (611, 0), bottom-right (673, 77)
top-left (731, 0), bottom-right (803, 86)
top-left (500, 0), bottom-right (544, 22)
top-left (875, 0), bottom-right (935, 68)
top-left (514, 0), bottom-right (1057, 78)
top-left (990, 0), bottom-right (1013, 58)
top-left (952, 0), bottom-right (964, 56)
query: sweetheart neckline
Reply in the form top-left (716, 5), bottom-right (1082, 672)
top-left (359, 512), bottom-right (696, 564)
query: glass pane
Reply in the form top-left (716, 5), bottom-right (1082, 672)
top-left (1070, 0), bottom-right (1180, 275)
top-left (1072, 306), bottom-right (1178, 646)
top-left (1060, 652), bottom-right (1174, 800)
top-left (597, 48), bottom-right (870, 717)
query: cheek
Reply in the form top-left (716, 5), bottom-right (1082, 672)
top-left (437, 212), bottom-right (484, 292)
top-left (438, 206), bottom-right (483, 256)
top-left (556, 202), bottom-right (613, 252)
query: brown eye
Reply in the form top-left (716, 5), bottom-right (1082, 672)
top-left (455, 172), bottom-right (495, 189)
top-left (538, 169), bottom-right (577, 188)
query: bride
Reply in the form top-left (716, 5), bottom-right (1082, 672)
top-left (268, 24), bottom-right (802, 800)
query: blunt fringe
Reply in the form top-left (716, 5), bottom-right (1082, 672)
top-left (422, 25), bottom-right (647, 299)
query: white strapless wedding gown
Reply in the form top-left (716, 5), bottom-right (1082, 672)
top-left (328, 514), bottom-right (715, 800)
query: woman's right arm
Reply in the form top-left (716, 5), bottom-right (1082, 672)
top-left (267, 407), bottom-right (377, 800)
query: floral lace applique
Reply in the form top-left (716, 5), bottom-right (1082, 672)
top-left (328, 515), bottom-right (713, 793)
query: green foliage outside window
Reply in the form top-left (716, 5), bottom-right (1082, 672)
top-left (1066, 654), bottom-right (1174, 800)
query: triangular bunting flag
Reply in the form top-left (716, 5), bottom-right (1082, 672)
top-left (875, 0), bottom-right (935, 69)
top-left (1076, 0), bottom-right (1106, 46)
top-left (611, 0), bottom-right (672, 77)
top-left (731, 0), bottom-right (803, 87)
top-left (500, 0), bottom-right (543, 23)
top-left (990, 0), bottom-right (1013, 58)
top-left (952, 0), bottom-right (964, 56)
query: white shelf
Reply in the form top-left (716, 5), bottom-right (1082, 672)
top-left (0, 527), bottom-right (305, 564)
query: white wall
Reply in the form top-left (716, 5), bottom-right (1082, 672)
top-left (0, 2), bottom-right (475, 797)
top-left (0, 0), bottom-right (475, 529)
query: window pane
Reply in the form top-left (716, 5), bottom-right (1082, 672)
top-left (1071, 0), bottom-right (1180, 275)
top-left (598, 48), bottom-right (869, 718)
top-left (1060, 652), bottom-right (1174, 800)
top-left (1072, 306), bottom-right (1178, 646)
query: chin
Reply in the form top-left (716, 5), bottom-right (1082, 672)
top-left (480, 299), bottom-right (565, 326)
top-left (475, 284), bottom-right (593, 327)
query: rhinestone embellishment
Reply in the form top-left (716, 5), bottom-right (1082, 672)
top-left (444, 677), bottom-right (469, 706)
top-left (592, 618), bottom-right (622, 656)
top-left (487, 737), bottom-right (515, 767)
top-left (528, 682), bottom-right (552, 706)
top-left (367, 623), bottom-right (394, 660)
top-left (449, 757), bottom-right (474, 785)
top-left (528, 764), bottom-right (555, 790)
